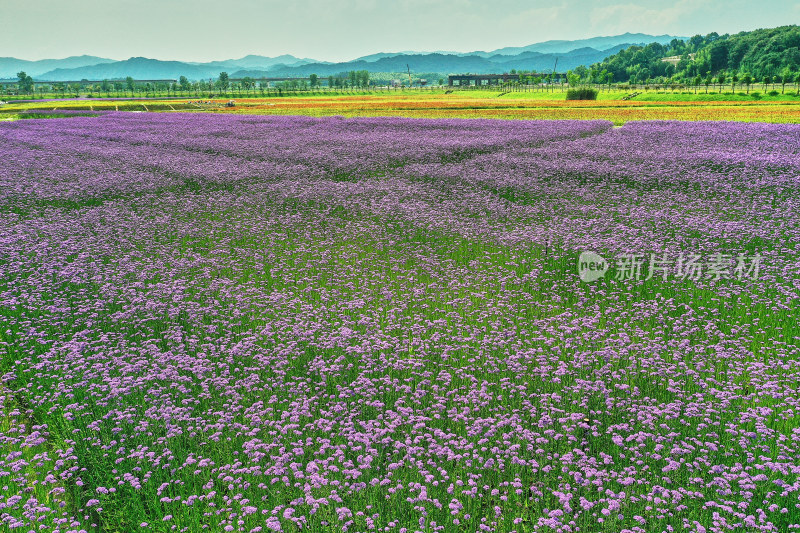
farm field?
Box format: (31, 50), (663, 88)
(204, 96), (800, 124)
(3, 91), (800, 124)
(1, 112), (799, 532)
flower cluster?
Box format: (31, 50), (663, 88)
(0, 113), (799, 532)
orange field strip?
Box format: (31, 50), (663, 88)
(175, 96), (800, 124)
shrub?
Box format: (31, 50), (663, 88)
(768, 90), (779, 96)
(750, 92), (762, 99)
(566, 87), (598, 100)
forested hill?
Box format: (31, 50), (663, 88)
(592, 25), (800, 84)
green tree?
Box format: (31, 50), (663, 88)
(309, 74), (319, 88)
(787, 71), (799, 96)
(741, 72), (752, 93)
(566, 70), (580, 87)
(780, 67), (793, 94)
(126, 76), (135, 94)
(179, 76), (191, 91)
(590, 27), (800, 84)
(17, 71), (34, 94)
(218, 72), (229, 91)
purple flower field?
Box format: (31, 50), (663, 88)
(1, 113), (799, 533)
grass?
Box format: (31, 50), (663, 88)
(0, 388), (79, 527)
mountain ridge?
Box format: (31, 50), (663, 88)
(238, 44), (637, 79)
(3, 33), (683, 81)
(0, 55), (116, 78)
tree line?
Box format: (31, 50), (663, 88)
(589, 25), (800, 87)
(6, 70), (373, 96)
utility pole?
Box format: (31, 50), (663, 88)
(552, 57), (559, 91)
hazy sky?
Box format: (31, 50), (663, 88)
(3, 0), (798, 62)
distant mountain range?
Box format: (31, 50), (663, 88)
(35, 56), (323, 82)
(0, 55), (320, 81)
(484, 33), (683, 56)
(1, 33), (683, 81)
(185, 54), (322, 70)
(351, 33), (683, 61)
(0, 55), (116, 78)
(237, 44), (638, 78)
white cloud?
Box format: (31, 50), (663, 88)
(589, 0), (710, 35)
